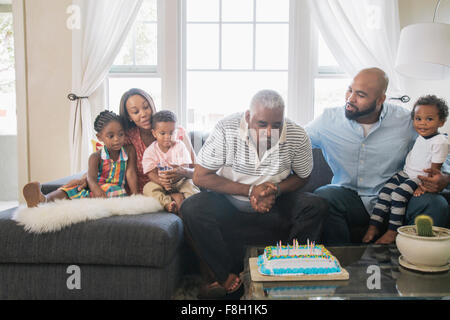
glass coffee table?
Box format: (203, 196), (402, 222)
(241, 244), (450, 300)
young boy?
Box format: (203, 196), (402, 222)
(363, 95), (449, 244)
(142, 110), (199, 213)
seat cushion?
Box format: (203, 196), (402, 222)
(0, 207), (183, 268)
(298, 148), (333, 193)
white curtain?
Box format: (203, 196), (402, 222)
(288, 0), (317, 126)
(308, 0), (402, 96)
(70, 0), (143, 174)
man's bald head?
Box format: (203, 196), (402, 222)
(355, 68), (389, 95)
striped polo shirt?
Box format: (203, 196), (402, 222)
(197, 112), (313, 203)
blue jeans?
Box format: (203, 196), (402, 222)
(314, 185), (449, 245)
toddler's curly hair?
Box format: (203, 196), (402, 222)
(411, 95), (449, 121)
(151, 110), (177, 128)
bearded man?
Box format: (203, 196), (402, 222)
(305, 68), (449, 245)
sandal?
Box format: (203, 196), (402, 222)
(197, 281), (227, 299)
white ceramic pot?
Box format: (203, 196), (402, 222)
(396, 226), (450, 267)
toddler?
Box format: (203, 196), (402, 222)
(23, 110), (138, 207)
(363, 95), (449, 244)
(142, 110), (199, 213)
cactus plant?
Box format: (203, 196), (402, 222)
(414, 215), (434, 237)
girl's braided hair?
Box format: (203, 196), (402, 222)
(94, 110), (122, 133)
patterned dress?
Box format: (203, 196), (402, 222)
(60, 147), (128, 199)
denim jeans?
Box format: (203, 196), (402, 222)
(314, 184), (450, 245)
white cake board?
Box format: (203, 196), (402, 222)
(249, 257), (349, 282)
(398, 255), (450, 273)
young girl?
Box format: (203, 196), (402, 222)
(141, 110), (199, 213)
(363, 95), (449, 244)
(23, 110), (138, 207)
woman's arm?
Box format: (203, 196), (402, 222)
(87, 153), (106, 198)
(125, 145), (139, 195)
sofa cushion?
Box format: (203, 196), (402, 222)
(298, 148), (333, 193)
(0, 207), (183, 268)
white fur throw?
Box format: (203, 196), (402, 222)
(13, 195), (163, 234)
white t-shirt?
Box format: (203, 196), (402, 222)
(360, 122), (376, 137)
(404, 133), (449, 179)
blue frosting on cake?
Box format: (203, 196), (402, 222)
(257, 245), (342, 276)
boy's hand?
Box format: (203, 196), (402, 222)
(413, 185), (426, 197)
(158, 170), (174, 190)
(160, 164), (183, 184)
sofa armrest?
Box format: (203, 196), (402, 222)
(41, 173), (84, 195)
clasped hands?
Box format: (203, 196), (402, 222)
(249, 182), (278, 213)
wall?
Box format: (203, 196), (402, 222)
(398, 0), (450, 134)
(14, 0), (72, 202)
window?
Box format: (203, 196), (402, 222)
(183, 0), (289, 132)
(313, 30), (350, 119)
(0, 8), (16, 135)
(107, 0), (161, 112)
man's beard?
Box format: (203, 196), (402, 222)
(345, 100), (377, 120)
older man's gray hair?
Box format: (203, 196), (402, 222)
(250, 89), (285, 113)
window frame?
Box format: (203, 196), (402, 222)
(180, 0), (290, 129)
(106, 0), (164, 108)
(106, 0), (353, 128)
(0, 5), (17, 135)
(311, 25), (350, 119)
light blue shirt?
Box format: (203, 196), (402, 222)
(442, 157), (450, 190)
(305, 103), (417, 214)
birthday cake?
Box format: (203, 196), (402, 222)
(257, 240), (342, 276)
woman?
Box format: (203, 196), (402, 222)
(65, 88), (195, 194)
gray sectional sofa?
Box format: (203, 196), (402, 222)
(0, 131), (447, 299)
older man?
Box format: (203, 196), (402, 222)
(305, 68), (449, 245)
(180, 89), (327, 297)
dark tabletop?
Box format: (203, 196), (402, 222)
(241, 244), (450, 300)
